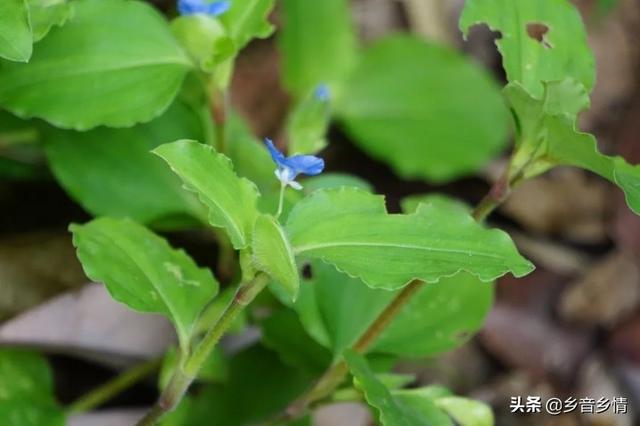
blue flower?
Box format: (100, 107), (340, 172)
(178, 0), (230, 16)
(264, 138), (324, 190)
(314, 84), (330, 102)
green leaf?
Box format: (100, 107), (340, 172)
(171, 15), (234, 72)
(303, 173), (373, 193)
(0, 0), (192, 130)
(219, 0), (275, 50)
(372, 273), (493, 356)
(70, 217), (219, 350)
(0, 349), (65, 426)
(252, 214), (299, 299)
(279, 0), (356, 96)
(433, 396), (494, 426)
(506, 81), (640, 215)
(43, 101), (206, 226)
(295, 261), (493, 357)
(260, 308), (332, 374)
(286, 187), (533, 290)
(162, 344), (313, 426)
(460, 0), (594, 99)
(154, 140), (261, 249)
(28, 0), (72, 42)
(336, 35), (509, 182)
(0, 0), (32, 62)
(345, 351), (454, 426)
(286, 90), (331, 155)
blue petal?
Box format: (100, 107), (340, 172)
(314, 84), (330, 102)
(284, 155), (325, 176)
(207, 0), (230, 16)
(178, 0), (230, 16)
(264, 138), (287, 166)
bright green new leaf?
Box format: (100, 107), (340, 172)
(70, 217), (219, 350)
(433, 396), (494, 426)
(219, 0), (275, 50)
(0, 349), (65, 426)
(28, 0), (73, 42)
(345, 351), (454, 426)
(0, 0), (32, 62)
(460, 0), (595, 99)
(286, 188), (533, 290)
(286, 90), (331, 155)
(43, 101), (206, 226)
(336, 35), (509, 182)
(0, 0), (192, 130)
(295, 262), (493, 357)
(253, 214), (299, 299)
(279, 0), (356, 96)
(506, 81), (640, 215)
(171, 15), (234, 72)
(154, 140), (261, 249)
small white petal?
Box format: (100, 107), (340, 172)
(288, 181), (303, 190)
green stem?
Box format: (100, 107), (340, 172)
(210, 90), (228, 154)
(136, 273), (270, 425)
(281, 170), (518, 420)
(67, 358), (161, 414)
(276, 182), (286, 219)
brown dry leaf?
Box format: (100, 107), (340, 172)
(0, 283), (175, 367)
(0, 231), (85, 320)
(560, 251), (640, 327)
(501, 168), (609, 243)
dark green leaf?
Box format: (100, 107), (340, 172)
(279, 0), (356, 96)
(43, 101), (206, 225)
(336, 35), (509, 182)
(0, 349), (65, 426)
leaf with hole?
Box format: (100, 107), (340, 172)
(70, 217), (219, 350)
(460, 0), (594, 99)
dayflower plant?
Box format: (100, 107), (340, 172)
(177, 0), (230, 16)
(0, 0), (638, 425)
